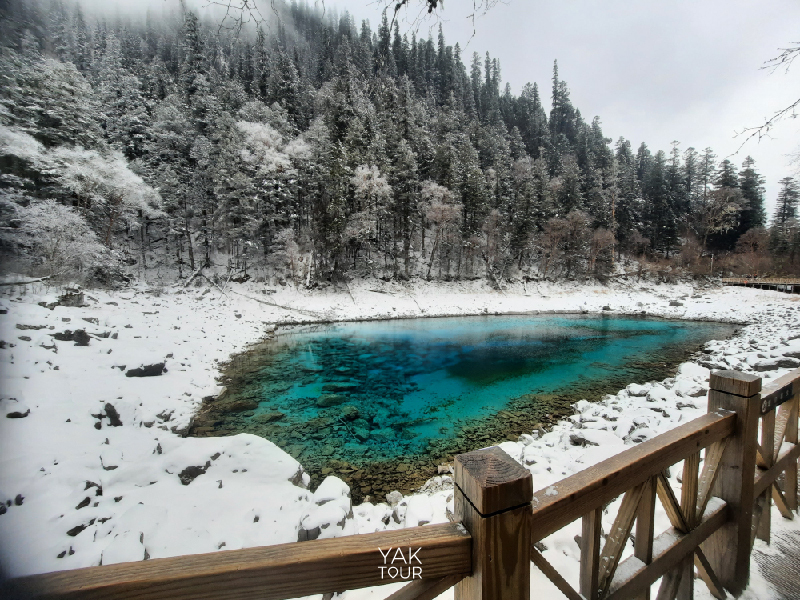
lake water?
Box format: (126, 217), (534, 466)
(194, 314), (736, 498)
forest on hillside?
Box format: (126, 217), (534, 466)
(0, 0), (798, 287)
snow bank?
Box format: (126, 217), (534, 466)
(0, 277), (797, 599)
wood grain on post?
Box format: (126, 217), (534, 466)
(633, 476), (657, 600)
(701, 370), (761, 597)
(677, 453), (699, 600)
(787, 392), (799, 512)
(708, 370), (761, 397)
(454, 446), (532, 600)
(579, 507), (602, 600)
(757, 408), (775, 543)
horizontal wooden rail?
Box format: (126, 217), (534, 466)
(605, 499), (727, 600)
(755, 442), (800, 497)
(529, 411), (736, 542)
(721, 277), (800, 284)
(10, 523), (471, 600)
(760, 368), (800, 415)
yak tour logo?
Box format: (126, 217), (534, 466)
(378, 547), (423, 580)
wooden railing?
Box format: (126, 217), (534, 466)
(721, 277), (800, 292)
(8, 368), (800, 600)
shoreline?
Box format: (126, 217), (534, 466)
(193, 313), (739, 502)
(265, 307), (752, 330)
(0, 277), (798, 582)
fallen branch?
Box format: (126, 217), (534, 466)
(182, 266), (205, 288)
(222, 287), (325, 319)
(0, 276), (50, 287)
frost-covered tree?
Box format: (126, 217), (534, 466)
(0, 48), (103, 149)
(17, 200), (110, 278)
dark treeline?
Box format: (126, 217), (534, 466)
(0, 0), (797, 285)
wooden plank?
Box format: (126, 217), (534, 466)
(772, 401), (792, 464)
(772, 485), (794, 520)
(786, 393), (799, 512)
(656, 473), (689, 534)
(605, 501), (727, 600)
(530, 549), (583, 600)
(655, 569), (681, 600)
(757, 409), (775, 543)
(385, 574), (465, 600)
(681, 453), (700, 529)
(759, 368), (800, 415)
(12, 524), (471, 600)
(694, 548), (725, 600)
(580, 507), (603, 600)
(751, 494), (767, 549)
(754, 441), (800, 497)
(675, 555), (693, 600)
(701, 381), (761, 597)
(677, 454), (699, 600)
(530, 412), (735, 542)
(454, 493), (529, 600)
(696, 439), (727, 521)
(709, 370), (761, 398)
(599, 483), (646, 596)
(634, 477), (657, 600)
(454, 446), (532, 515)
(454, 446), (531, 600)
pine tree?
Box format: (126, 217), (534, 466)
(715, 159), (738, 189)
(738, 157), (766, 232)
(774, 177), (799, 225)
(71, 4), (90, 72)
(771, 177), (800, 267)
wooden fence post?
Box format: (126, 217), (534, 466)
(454, 446), (533, 600)
(701, 370), (761, 596)
(787, 389), (800, 512)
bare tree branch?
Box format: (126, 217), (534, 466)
(193, 1), (502, 40)
(763, 42), (800, 75)
(733, 41), (800, 156)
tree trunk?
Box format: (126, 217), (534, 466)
(427, 229), (439, 278)
(140, 211), (147, 278)
(184, 221), (195, 272)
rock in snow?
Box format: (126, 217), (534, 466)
(125, 362), (166, 377)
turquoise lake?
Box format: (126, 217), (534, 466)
(199, 314), (736, 496)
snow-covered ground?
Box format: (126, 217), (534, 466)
(1, 277), (798, 598)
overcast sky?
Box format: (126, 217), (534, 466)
(307, 0), (799, 220)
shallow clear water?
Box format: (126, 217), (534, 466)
(217, 315), (735, 473)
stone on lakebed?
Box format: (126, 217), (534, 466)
(254, 411), (285, 423)
(321, 382), (360, 393)
(317, 394), (346, 408)
(224, 399), (260, 413)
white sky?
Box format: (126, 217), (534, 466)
(319, 0), (800, 220)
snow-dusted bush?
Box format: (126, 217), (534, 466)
(0, 125), (162, 281)
(351, 165), (392, 207)
(237, 121), (292, 173)
(0, 125), (163, 249)
(52, 146), (163, 246)
(8, 199), (110, 279)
